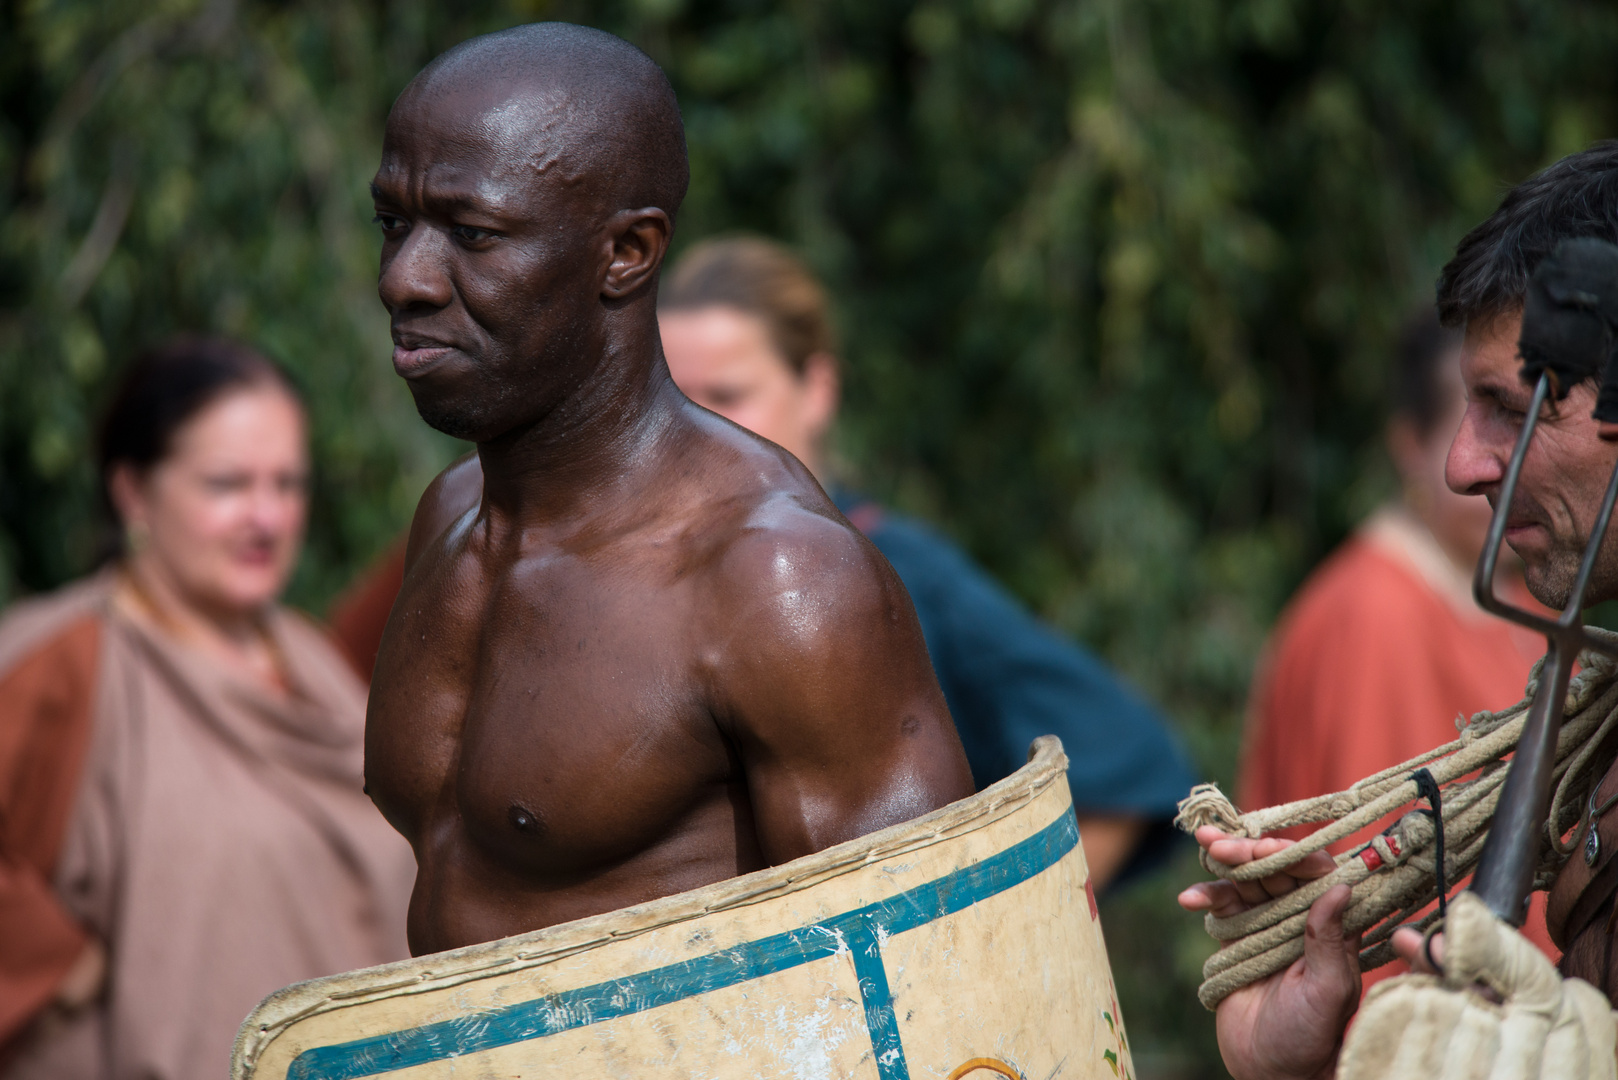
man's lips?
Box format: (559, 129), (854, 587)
(391, 339), (458, 377)
(1504, 519), (1546, 543)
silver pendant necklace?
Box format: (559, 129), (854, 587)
(1584, 785), (1618, 867)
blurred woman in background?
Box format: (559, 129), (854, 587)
(0, 339), (414, 1080)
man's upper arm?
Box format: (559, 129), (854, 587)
(708, 513), (974, 865)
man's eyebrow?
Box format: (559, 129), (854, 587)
(1472, 378), (1552, 415)
(367, 176), (509, 219)
(424, 191), (504, 217)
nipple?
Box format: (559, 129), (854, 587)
(508, 804), (545, 835)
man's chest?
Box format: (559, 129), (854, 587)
(365, 550), (732, 868)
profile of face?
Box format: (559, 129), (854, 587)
(371, 66), (672, 444)
(372, 81), (607, 442)
(660, 305), (838, 473)
(1446, 310), (1618, 608)
(110, 386), (309, 618)
(1388, 345), (1497, 570)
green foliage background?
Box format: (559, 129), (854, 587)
(4, 0), (1617, 1073)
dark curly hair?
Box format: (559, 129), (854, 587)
(1436, 140), (1618, 329)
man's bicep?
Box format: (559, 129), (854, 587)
(718, 544), (973, 864)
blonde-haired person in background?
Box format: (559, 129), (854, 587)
(0, 339), (414, 1080)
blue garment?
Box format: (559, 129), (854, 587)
(833, 490), (1195, 880)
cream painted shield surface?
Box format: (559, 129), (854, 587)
(233, 737), (1133, 1080)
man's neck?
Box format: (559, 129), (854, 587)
(475, 351), (686, 527)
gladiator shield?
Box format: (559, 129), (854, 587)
(232, 736), (1134, 1080)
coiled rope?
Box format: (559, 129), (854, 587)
(1175, 630), (1618, 1010)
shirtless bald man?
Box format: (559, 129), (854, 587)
(362, 23), (974, 957)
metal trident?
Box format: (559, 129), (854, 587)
(1469, 237), (1618, 925)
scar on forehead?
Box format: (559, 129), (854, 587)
(479, 103), (591, 188)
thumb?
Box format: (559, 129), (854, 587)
(1303, 884), (1352, 963)
(1301, 883), (1361, 1013)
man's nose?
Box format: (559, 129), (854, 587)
(378, 228), (454, 312)
(1445, 407), (1505, 496)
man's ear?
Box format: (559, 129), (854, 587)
(602, 208), (672, 301)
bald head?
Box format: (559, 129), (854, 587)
(396, 22), (688, 220)
(373, 24), (689, 444)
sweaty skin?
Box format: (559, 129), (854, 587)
(362, 25), (973, 957)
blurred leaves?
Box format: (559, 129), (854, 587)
(4, 0), (1618, 1071)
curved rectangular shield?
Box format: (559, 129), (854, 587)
(232, 736), (1132, 1080)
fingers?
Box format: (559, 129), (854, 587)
(1243, 837), (1335, 880)
(1196, 828), (1335, 878)
(1276, 845), (1336, 880)
(1303, 883), (1351, 956)
(1178, 882), (1215, 912)
(1391, 927), (1444, 974)
(1196, 826), (1257, 865)
(1196, 825), (1277, 863)
(1234, 875), (1290, 907)
(1191, 827), (1340, 913)
(1179, 880), (1251, 919)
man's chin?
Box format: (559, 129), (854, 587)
(408, 388), (494, 442)
(1520, 558), (1615, 612)
(1521, 567), (1575, 611)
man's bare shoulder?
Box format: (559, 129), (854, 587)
(717, 486), (892, 608)
(675, 410), (889, 608)
(403, 452), (484, 571)
(673, 411), (972, 845)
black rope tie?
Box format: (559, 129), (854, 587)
(1412, 768), (1447, 921)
